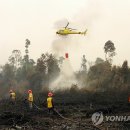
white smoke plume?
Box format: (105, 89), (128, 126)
(49, 0), (103, 90)
(49, 59), (77, 91)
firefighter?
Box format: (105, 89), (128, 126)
(47, 92), (54, 114)
(9, 90), (16, 104)
(28, 89), (33, 109)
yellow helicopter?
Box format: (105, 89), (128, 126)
(56, 22), (87, 36)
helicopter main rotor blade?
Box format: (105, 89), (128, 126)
(68, 28), (77, 30)
(65, 22), (69, 28)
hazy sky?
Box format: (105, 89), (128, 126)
(0, 0), (130, 70)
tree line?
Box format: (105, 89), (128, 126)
(0, 39), (129, 96)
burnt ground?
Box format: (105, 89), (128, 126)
(0, 92), (130, 130)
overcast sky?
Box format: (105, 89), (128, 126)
(0, 0), (130, 70)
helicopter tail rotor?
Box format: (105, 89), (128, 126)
(83, 29), (87, 35)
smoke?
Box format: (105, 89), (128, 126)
(49, 20), (78, 90)
(51, 37), (71, 57)
(73, 0), (102, 26)
(49, 59), (77, 91)
(50, 33), (78, 90)
(54, 18), (69, 29)
(49, 0), (104, 91)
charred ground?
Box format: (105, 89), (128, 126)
(0, 90), (130, 130)
(0, 41), (130, 129)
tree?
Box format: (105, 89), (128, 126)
(121, 60), (129, 84)
(87, 61), (112, 91)
(25, 39), (30, 63)
(81, 55), (87, 72)
(47, 54), (60, 80)
(8, 50), (22, 69)
(95, 57), (104, 65)
(104, 40), (116, 62)
(36, 54), (46, 74)
(36, 53), (60, 91)
(1, 64), (15, 88)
